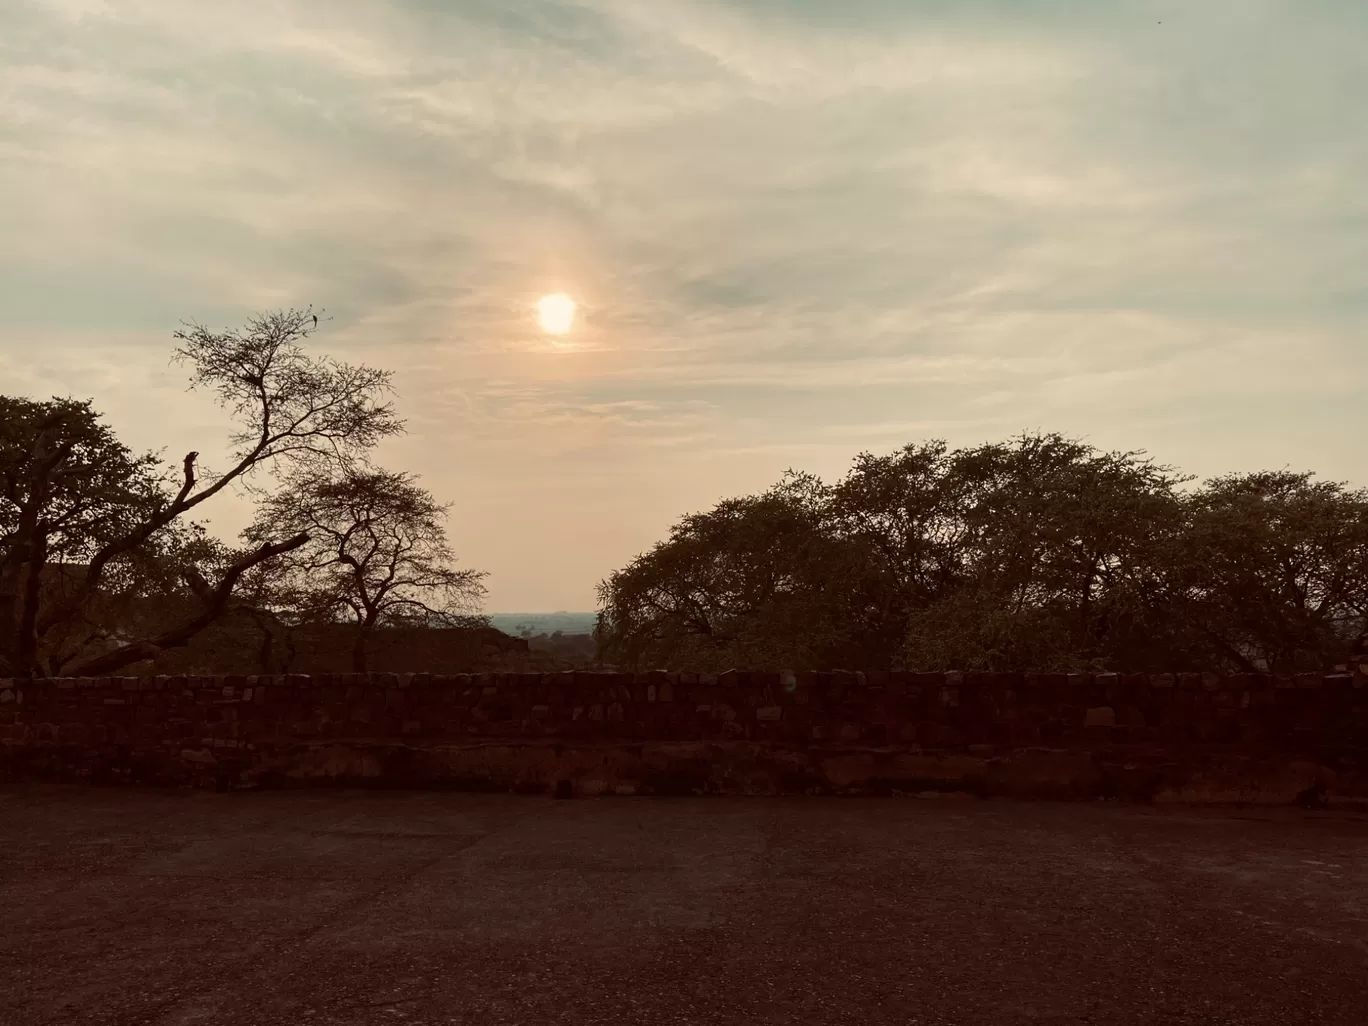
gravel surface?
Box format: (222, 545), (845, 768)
(3, 786), (1367, 1025)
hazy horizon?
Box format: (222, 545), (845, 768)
(4, 1), (1365, 610)
(488, 611), (596, 616)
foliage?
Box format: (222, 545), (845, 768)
(242, 467), (488, 671)
(1158, 471), (1368, 673)
(892, 433), (1191, 671)
(595, 471), (863, 671)
(595, 431), (1368, 673)
(0, 308), (403, 677)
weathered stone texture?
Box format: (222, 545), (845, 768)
(2, 670), (1366, 802)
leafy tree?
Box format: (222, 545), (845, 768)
(0, 395), (246, 675)
(1161, 470), (1368, 673)
(596, 432), (1201, 672)
(824, 439), (980, 666)
(595, 471), (864, 670)
(899, 433), (1189, 671)
(242, 467), (488, 671)
(0, 308), (402, 677)
(2, 396), (164, 674)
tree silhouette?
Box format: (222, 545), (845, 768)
(243, 467), (487, 671)
(0, 308), (402, 677)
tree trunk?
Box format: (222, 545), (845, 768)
(256, 623), (276, 673)
(14, 535), (47, 676)
(247, 610), (292, 674)
(0, 429), (73, 677)
(282, 625), (297, 673)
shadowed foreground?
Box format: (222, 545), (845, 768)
(3, 788), (1367, 1025)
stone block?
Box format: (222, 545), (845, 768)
(1083, 706), (1116, 728)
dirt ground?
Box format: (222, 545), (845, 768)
(3, 786), (1367, 1025)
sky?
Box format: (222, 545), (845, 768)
(2, 0), (1366, 612)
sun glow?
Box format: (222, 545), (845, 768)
(536, 293), (576, 335)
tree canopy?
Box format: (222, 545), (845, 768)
(596, 432), (1368, 674)
(0, 308), (412, 677)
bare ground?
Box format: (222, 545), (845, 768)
(3, 786), (1368, 1025)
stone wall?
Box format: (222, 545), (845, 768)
(4, 669), (1368, 805)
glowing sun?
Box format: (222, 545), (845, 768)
(536, 293), (576, 335)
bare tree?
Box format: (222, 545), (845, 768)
(0, 308), (404, 677)
(243, 467), (487, 671)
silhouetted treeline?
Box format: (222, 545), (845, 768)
(594, 433), (1368, 674)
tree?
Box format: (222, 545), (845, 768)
(0, 395), (252, 676)
(598, 429), (1368, 674)
(824, 439), (979, 666)
(242, 467), (488, 671)
(0, 308), (403, 677)
(595, 471), (864, 671)
(897, 433), (1189, 671)
(2, 396), (164, 675)
(595, 432), (1195, 672)
(1159, 470), (1368, 673)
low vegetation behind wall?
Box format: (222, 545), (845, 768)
(4, 669), (1368, 805)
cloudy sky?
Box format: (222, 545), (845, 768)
(3, 0), (1366, 612)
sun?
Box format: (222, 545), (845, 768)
(536, 293), (576, 335)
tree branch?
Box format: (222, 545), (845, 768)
(64, 532), (309, 676)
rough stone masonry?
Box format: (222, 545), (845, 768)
(3, 668), (1368, 803)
